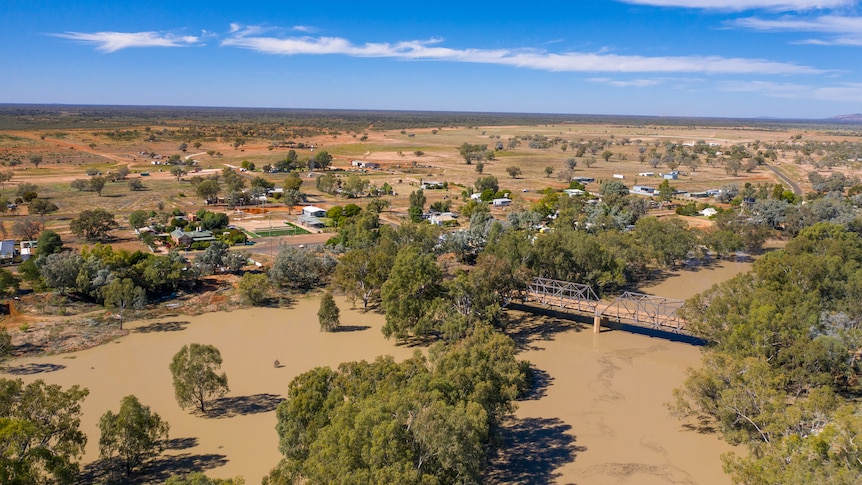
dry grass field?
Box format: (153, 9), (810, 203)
(3, 114), (859, 253)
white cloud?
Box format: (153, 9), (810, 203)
(719, 80), (862, 101)
(53, 31), (200, 52)
(221, 31), (822, 75)
(588, 77), (664, 87)
(733, 14), (862, 31)
(619, 0), (853, 10)
(732, 14), (862, 44)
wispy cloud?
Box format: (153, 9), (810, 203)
(732, 14), (862, 44)
(719, 80), (862, 101)
(221, 30), (822, 75)
(588, 77), (664, 87)
(52, 31), (200, 53)
(619, 0), (853, 11)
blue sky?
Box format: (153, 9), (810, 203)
(2, 0), (862, 119)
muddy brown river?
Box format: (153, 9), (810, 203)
(5, 259), (752, 483)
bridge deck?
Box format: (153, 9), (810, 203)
(524, 278), (689, 334)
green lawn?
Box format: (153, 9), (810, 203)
(251, 223), (311, 238)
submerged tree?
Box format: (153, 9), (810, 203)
(169, 344), (229, 413)
(98, 395), (170, 477)
(317, 291), (340, 332)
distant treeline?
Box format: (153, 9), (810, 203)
(1, 104), (861, 132)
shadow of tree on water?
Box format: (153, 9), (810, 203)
(81, 450), (228, 485)
(521, 366), (553, 401)
(3, 362), (66, 375)
(165, 437), (198, 451)
(505, 304), (587, 351)
(204, 393), (283, 418)
(485, 417), (583, 485)
(134, 320), (190, 333)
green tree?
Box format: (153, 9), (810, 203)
(408, 189), (426, 223)
(128, 178), (144, 191)
(237, 273), (270, 305)
(70, 208), (118, 242)
(544, 166), (554, 177)
(601, 150), (613, 162)
(316, 173), (338, 195)
(29, 154), (42, 169)
(169, 344), (229, 413)
(102, 278), (146, 329)
(657, 179), (674, 202)
(380, 245), (441, 339)
(195, 179), (220, 202)
(98, 395), (169, 477)
(89, 176), (107, 196)
(170, 166), (187, 181)
(506, 166), (522, 179)
(0, 268), (16, 298)
(310, 151), (332, 170)
(70, 179), (87, 192)
(165, 472), (245, 485)
(37, 252), (83, 294)
(128, 210), (148, 229)
(28, 198), (58, 219)
(332, 245), (393, 308)
(474, 175), (499, 194)
(282, 189), (303, 214)
(0, 378), (89, 485)
(269, 247), (335, 291)
(283, 172), (303, 191)
(317, 291), (340, 332)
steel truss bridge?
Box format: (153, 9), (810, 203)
(525, 277), (688, 334)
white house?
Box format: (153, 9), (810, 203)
(470, 193), (483, 201)
(302, 206), (327, 218)
(492, 198), (511, 207)
(564, 188), (585, 197)
(699, 207), (718, 217)
(430, 212), (458, 226)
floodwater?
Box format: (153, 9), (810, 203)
(488, 258), (754, 485)
(4, 259), (752, 483)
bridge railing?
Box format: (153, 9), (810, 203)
(525, 277), (600, 313)
(524, 277), (689, 334)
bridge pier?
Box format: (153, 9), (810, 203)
(593, 315), (607, 333)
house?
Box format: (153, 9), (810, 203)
(298, 215), (326, 228)
(563, 188), (586, 197)
(351, 161), (380, 169)
(632, 185), (657, 195)
(0, 240), (15, 262)
(20, 241), (37, 260)
(430, 212), (458, 226)
(492, 198), (511, 207)
(470, 193), (483, 201)
(302, 206), (327, 218)
(421, 181), (444, 190)
(662, 171), (679, 180)
(638, 172), (655, 177)
(699, 207), (719, 217)
(170, 228), (215, 247)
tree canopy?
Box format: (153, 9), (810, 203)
(170, 344), (229, 413)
